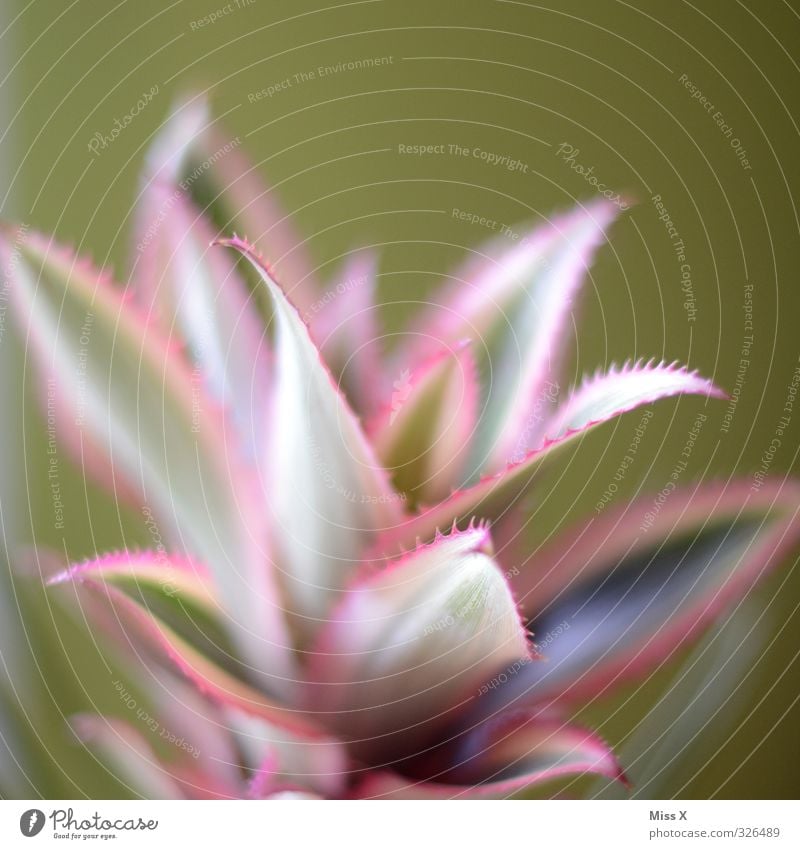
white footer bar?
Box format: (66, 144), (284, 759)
(1, 799), (797, 848)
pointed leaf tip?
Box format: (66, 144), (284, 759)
(540, 358), (725, 443)
(219, 234), (403, 637)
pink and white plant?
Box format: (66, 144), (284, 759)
(2, 96), (797, 799)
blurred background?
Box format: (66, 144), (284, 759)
(1, 0), (798, 798)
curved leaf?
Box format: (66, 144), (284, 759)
(474, 480), (800, 715)
(142, 93), (209, 183)
(375, 367), (720, 555)
(355, 715), (624, 798)
(48, 551), (238, 670)
(52, 573), (326, 741)
(230, 709), (348, 799)
(1, 226), (293, 690)
(71, 715), (186, 799)
(540, 359), (725, 444)
(217, 237), (402, 635)
(394, 198), (622, 479)
(370, 341), (479, 506)
(49, 551), (216, 608)
(310, 250), (384, 419)
(140, 91), (320, 317)
(147, 672), (244, 798)
(132, 179), (269, 451)
(305, 525), (531, 762)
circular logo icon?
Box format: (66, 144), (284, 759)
(19, 809), (46, 837)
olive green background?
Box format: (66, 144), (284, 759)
(2, 0), (799, 798)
